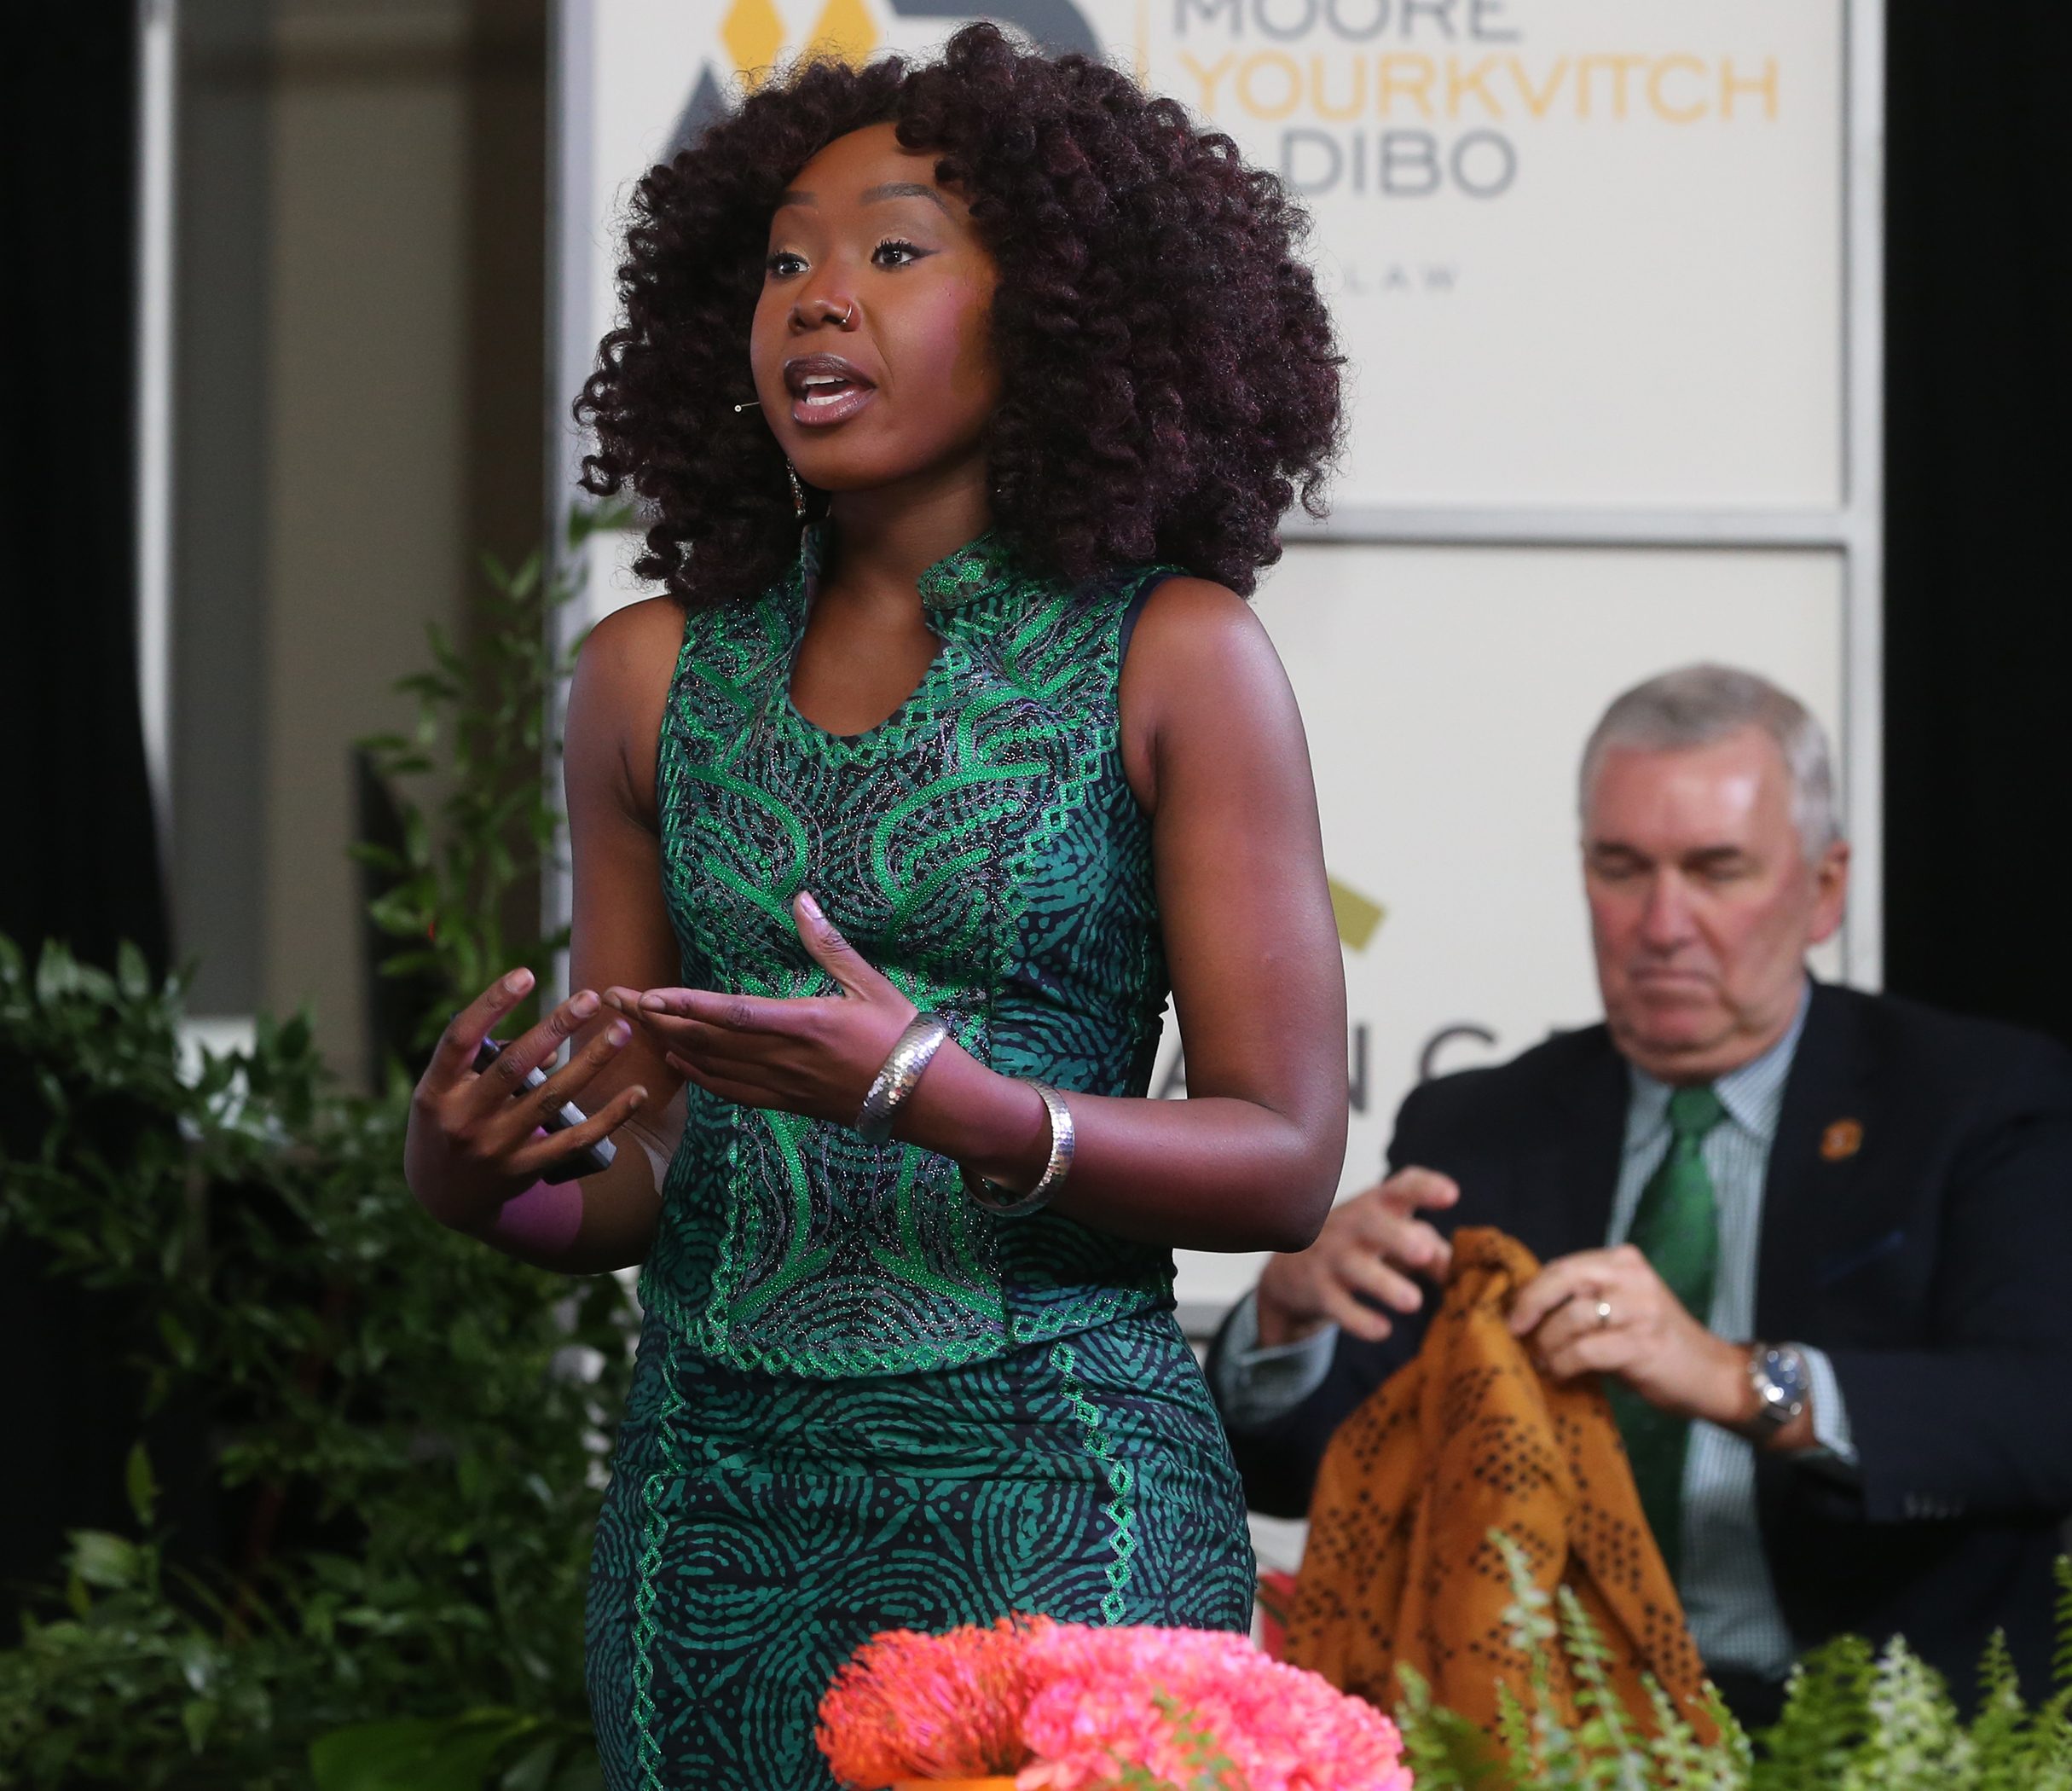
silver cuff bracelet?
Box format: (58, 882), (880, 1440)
(854, 1012), (952, 1145)
(964, 1080), (1075, 1219)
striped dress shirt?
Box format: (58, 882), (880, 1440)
(1217, 983), (1855, 1681)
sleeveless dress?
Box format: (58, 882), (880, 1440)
(584, 531), (1255, 1791)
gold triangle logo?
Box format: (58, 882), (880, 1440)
(804, 0), (878, 65)
(721, 0), (788, 84)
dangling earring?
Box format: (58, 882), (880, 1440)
(786, 460), (813, 565)
(730, 396), (811, 543)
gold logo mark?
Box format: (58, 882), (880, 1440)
(1328, 877), (1386, 953)
(804, 0), (877, 65)
(722, 0), (880, 83)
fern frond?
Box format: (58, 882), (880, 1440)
(1393, 1665), (1516, 1791)
(1965, 1629), (2033, 1791)
(1530, 1696), (1588, 1791)
(2028, 1682), (2072, 1791)
(1837, 1637), (1967, 1791)
(2052, 1557), (2072, 1694)
(1975, 1627), (2020, 1711)
(1695, 1684), (1751, 1791)
(1489, 1529), (1577, 1782)
(1554, 1585), (1641, 1789)
(1758, 1637), (1872, 1791)
(1493, 1531), (1557, 1654)
(1496, 1679), (1536, 1777)
(1643, 1678), (1712, 1791)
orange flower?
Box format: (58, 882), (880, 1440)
(817, 1616), (1050, 1787)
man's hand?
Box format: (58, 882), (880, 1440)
(1508, 1244), (1753, 1427)
(1254, 1168), (1460, 1348)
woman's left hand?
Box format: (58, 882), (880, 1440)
(607, 891), (917, 1123)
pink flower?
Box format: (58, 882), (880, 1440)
(1014, 1626), (1410, 1791)
(816, 1619), (1411, 1791)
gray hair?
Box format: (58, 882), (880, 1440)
(1580, 664), (1841, 861)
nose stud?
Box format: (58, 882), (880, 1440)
(792, 298), (855, 328)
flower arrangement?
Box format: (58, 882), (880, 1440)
(816, 1616), (1413, 1791)
(816, 1618), (1041, 1788)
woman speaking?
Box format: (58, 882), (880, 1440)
(404, 25), (1347, 1788)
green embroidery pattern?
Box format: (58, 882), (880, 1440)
(1050, 1339), (1140, 1624)
(628, 1332), (686, 1791)
(641, 531), (1178, 1377)
(587, 1306), (1255, 1791)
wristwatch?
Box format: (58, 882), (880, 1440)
(1743, 1342), (1810, 1439)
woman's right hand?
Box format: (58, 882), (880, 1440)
(404, 967), (649, 1236)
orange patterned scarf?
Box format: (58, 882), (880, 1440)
(1283, 1227), (1718, 1741)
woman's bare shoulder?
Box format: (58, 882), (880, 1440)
(577, 594), (688, 683)
(567, 597), (689, 818)
(1118, 575), (1297, 809)
(1121, 575), (1288, 723)
(1133, 571), (1257, 626)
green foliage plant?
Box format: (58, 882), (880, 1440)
(0, 513), (634, 1790)
(355, 501), (628, 1051)
(1392, 1535), (2072, 1791)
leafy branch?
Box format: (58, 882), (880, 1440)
(0, 511), (636, 1791)
(352, 502), (628, 1052)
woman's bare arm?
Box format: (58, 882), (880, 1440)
(542, 596), (690, 1271)
(903, 577), (1347, 1251)
(403, 596), (688, 1275)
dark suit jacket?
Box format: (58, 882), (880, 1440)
(1211, 983), (2072, 1702)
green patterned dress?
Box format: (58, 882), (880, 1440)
(584, 531), (1255, 1791)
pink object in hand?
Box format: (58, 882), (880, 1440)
(489, 1136), (585, 1254)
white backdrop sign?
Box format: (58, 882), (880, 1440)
(575, 0), (1843, 510)
(1140, 0), (1845, 507)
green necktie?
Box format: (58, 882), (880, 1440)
(1608, 1083), (1726, 1583)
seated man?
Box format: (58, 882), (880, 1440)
(1211, 664), (2072, 1726)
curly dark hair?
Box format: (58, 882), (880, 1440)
(576, 23), (1342, 605)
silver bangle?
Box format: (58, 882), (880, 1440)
(964, 1080), (1074, 1218)
(855, 1013), (952, 1145)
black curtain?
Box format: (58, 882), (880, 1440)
(0, 13), (167, 970)
(1884, 6), (2072, 1046)
(1, 10), (181, 1643)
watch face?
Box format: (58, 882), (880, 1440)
(1759, 1345), (1810, 1405)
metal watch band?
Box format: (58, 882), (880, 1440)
(854, 1012), (952, 1145)
(963, 1080), (1075, 1219)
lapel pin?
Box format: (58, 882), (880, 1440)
(1820, 1119), (1864, 1162)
